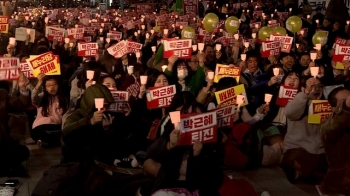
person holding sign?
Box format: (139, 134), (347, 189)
(320, 87), (350, 195)
(145, 100), (223, 195)
(281, 76), (327, 184)
(31, 75), (68, 147)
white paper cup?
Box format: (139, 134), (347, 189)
(86, 70), (94, 80)
(207, 71), (214, 80)
(296, 44), (299, 48)
(310, 67), (319, 77)
(151, 46), (156, 52)
(310, 52), (317, 61)
(127, 66), (134, 74)
(215, 44), (221, 51)
(244, 42), (250, 48)
(9, 37), (16, 45)
(136, 52), (141, 58)
(141, 25), (145, 29)
(316, 19), (319, 24)
(192, 45), (197, 51)
(150, 29), (154, 34)
(252, 33), (257, 39)
(198, 43), (204, 51)
(264, 94), (273, 103)
(140, 75), (148, 85)
(94, 98), (104, 111)
(273, 68), (279, 76)
(315, 44), (321, 51)
(162, 65), (167, 72)
(163, 29), (168, 35)
(234, 34), (239, 40)
(146, 33), (150, 39)
(169, 111), (181, 123)
(241, 54), (247, 61)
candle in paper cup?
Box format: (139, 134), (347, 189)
(75, 24), (78, 28)
(136, 52), (141, 58)
(106, 38), (110, 43)
(140, 76), (148, 85)
(255, 24), (259, 29)
(275, 9), (277, 12)
(296, 43), (300, 48)
(86, 70), (94, 80)
(192, 45), (197, 51)
(310, 67), (319, 78)
(244, 42), (250, 48)
(151, 46), (156, 52)
(94, 98), (104, 111)
(113, 28), (116, 31)
(236, 95), (245, 106)
(162, 65), (167, 72)
(25, 16), (29, 20)
(207, 71), (214, 80)
(26, 29), (31, 35)
(180, 25), (183, 29)
(64, 38), (70, 44)
(9, 37), (16, 45)
(220, 28), (223, 32)
(215, 44), (221, 51)
(163, 29), (168, 34)
(198, 43), (204, 51)
(226, 14), (228, 18)
(99, 37), (104, 42)
(69, 43), (74, 47)
(252, 33), (257, 39)
(300, 29), (305, 35)
(315, 44), (321, 51)
(175, 37), (179, 39)
(289, 8), (292, 12)
(268, 21), (272, 24)
(141, 18), (144, 22)
(150, 29), (154, 34)
(316, 19), (319, 24)
(169, 111), (181, 130)
(234, 34), (239, 40)
(137, 30), (141, 34)
(241, 54), (247, 61)
(134, 32), (138, 36)
(141, 25), (145, 29)
(127, 66), (134, 75)
(271, 14), (274, 18)
(347, 21), (350, 25)
(264, 94), (273, 103)
(310, 52), (317, 61)
(273, 68), (279, 76)
(146, 33), (150, 39)
(307, 15), (310, 19)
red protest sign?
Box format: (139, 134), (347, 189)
(47, 27), (65, 42)
(261, 41), (281, 57)
(276, 85), (298, 107)
(67, 28), (84, 40)
(270, 35), (293, 53)
(77, 42), (98, 57)
(177, 112), (217, 146)
(127, 41), (143, 53)
(146, 85), (176, 109)
(0, 57), (20, 80)
(163, 39), (193, 59)
(333, 43), (350, 62)
(135, 3), (154, 14)
(333, 37), (348, 49)
(107, 41), (129, 58)
(20, 62), (34, 79)
(107, 31), (122, 41)
(183, 0), (198, 15)
(109, 89), (129, 113)
(214, 105), (235, 129)
(0, 16), (9, 33)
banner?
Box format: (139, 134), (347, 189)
(261, 41), (281, 57)
(107, 41), (129, 58)
(109, 89), (129, 113)
(0, 16), (9, 33)
(183, 0), (198, 15)
(270, 35), (293, 53)
(276, 85), (298, 107)
(214, 64), (241, 83)
(15, 28), (35, 43)
(214, 84), (248, 108)
(77, 42), (98, 57)
(0, 57), (20, 80)
(146, 85), (176, 109)
(26, 52), (61, 77)
(178, 111), (217, 146)
(163, 39), (192, 59)
(308, 100), (332, 124)
(333, 43), (350, 62)
(214, 105), (236, 128)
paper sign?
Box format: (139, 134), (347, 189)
(262, 41), (281, 57)
(107, 40), (129, 58)
(26, 52), (61, 77)
(308, 100), (332, 124)
(276, 85), (298, 107)
(333, 43), (350, 62)
(20, 62), (34, 79)
(163, 39), (193, 59)
(147, 85), (176, 109)
(108, 89), (129, 113)
(15, 28), (35, 43)
(177, 111), (217, 146)
(214, 84), (248, 108)
(127, 41), (143, 53)
(332, 37), (348, 49)
(270, 35), (293, 53)
(47, 27), (66, 42)
(214, 105), (236, 128)
(67, 27), (84, 40)
(183, 0), (198, 15)
(107, 32), (122, 41)
(214, 64), (241, 83)
(0, 57), (20, 80)
(0, 16), (9, 33)
(135, 3), (154, 13)
(77, 42), (98, 57)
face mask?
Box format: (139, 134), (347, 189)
(177, 69), (188, 80)
(277, 74), (284, 83)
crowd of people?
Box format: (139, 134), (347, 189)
(0, 0), (349, 195)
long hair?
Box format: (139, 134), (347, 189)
(146, 69), (170, 89)
(39, 76), (68, 117)
(77, 61), (101, 89)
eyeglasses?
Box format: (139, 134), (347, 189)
(45, 83), (58, 88)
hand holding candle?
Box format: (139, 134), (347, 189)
(273, 68), (279, 76)
(169, 111), (181, 130)
(310, 67), (319, 78)
(264, 94), (273, 104)
(198, 43), (204, 52)
(207, 71), (214, 80)
(127, 66), (134, 75)
(140, 75), (148, 85)
(86, 70), (94, 80)
(94, 98), (104, 112)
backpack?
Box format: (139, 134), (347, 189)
(31, 162), (81, 196)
